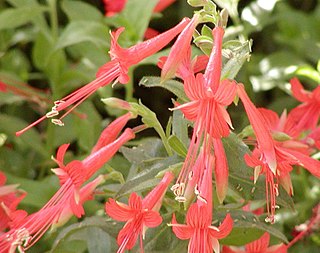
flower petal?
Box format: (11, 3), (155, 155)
(171, 214), (193, 240)
(213, 138), (229, 203)
(290, 78), (310, 102)
(237, 84), (277, 173)
(209, 213), (233, 239)
(105, 198), (135, 222)
(245, 232), (270, 252)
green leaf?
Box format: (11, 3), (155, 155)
(51, 217), (118, 253)
(217, 210), (288, 246)
(0, 114), (48, 157)
(116, 156), (181, 198)
(121, 138), (167, 164)
(74, 101), (102, 152)
(139, 76), (189, 103)
(55, 21), (109, 50)
(221, 39), (252, 80)
(223, 133), (294, 210)
(129, 100), (173, 155)
(6, 174), (59, 208)
(120, 0), (158, 40)
(0, 6), (48, 30)
(168, 135), (188, 157)
(295, 65), (320, 83)
(61, 0), (103, 21)
(172, 110), (189, 147)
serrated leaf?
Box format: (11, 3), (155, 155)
(168, 135), (187, 157)
(0, 6), (48, 30)
(139, 76), (189, 103)
(55, 21), (109, 50)
(61, 0), (103, 21)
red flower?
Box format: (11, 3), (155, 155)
(286, 77), (320, 136)
(171, 26), (237, 203)
(105, 171), (174, 253)
(222, 232), (287, 253)
(171, 204), (233, 253)
(0, 175), (105, 253)
(0, 172), (26, 232)
(16, 18), (190, 136)
(103, 0), (127, 17)
(1, 117), (135, 251)
(239, 106), (320, 223)
(161, 14), (200, 80)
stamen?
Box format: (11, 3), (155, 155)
(51, 119), (64, 126)
(175, 196), (186, 202)
(209, 226), (220, 232)
(196, 195), (207, 203)
(46, 110), (59, 118)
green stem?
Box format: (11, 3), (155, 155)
(125, 68), (134, 102)
(48, 0), (58, 40)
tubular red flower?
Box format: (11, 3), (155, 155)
(105, 171), (174, 253)
(171, 204), (233, 253)
(222, 232), (287, 253)
(171, 25), (236, 204)
(16, 18), (190, 136)
(286, 78), (320, 136)
(161, 14), (200, 81)
(237, 84), (277, 173)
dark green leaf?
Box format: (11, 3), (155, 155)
(51, 217), (118, 253)
(116, 156), (182, 198)
(0, 114), (48, 157)
(216, 210), (288, 245)
(6, 174), (59, 208)
(168, 135), (188, 157)
(139, 76), (189, 102)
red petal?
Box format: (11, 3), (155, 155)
(213, 138), (229, 203)
(204, 27), (224, 93)
(245, 232), (270, 252)
(237, 84), (277, 173)
(91, 112), (133, 153)
(171, 214), (193, 240)
(209, 213), (233, 239)
(161, 15), (199, 81)
(214, 79), (237, 106)
(222, 246), (244, 253)
(290, 78), (310, 102)
(55, 144), (70, 168)
(128, 192), (143, 210)
(105, 198), (135, 222)
(258, 108), (280, 130)
(143, 210), (162, 228)
(285, 149), (320, 177)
